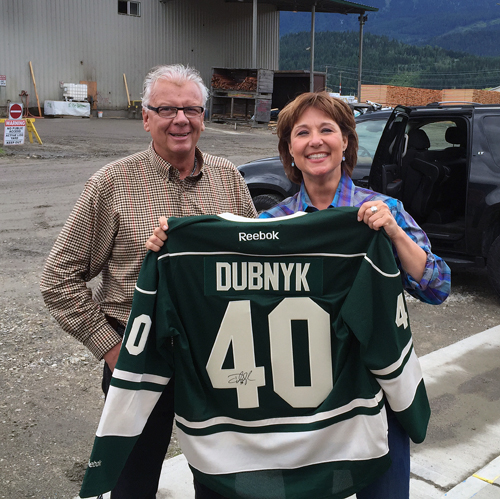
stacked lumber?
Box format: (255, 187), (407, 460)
(362, 85), (442, 106)
(361, 85), (388, 104)
(472, 89), (500, 104)
(361, 84), (500, 106)
(389, 86), (442, 106)
(442, 88), (500, 104)
(212, 74), (257, 91)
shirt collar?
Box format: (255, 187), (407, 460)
(148, 142), (204, 180)
(298, 171), (356, 211)
(332, 172), (355, 207)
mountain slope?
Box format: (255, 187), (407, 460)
(280, 0), (500, 57)
(279, 31), (500, 94)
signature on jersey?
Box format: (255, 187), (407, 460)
(228, 371), (254, 385)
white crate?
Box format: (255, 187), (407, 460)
(62, 83), (88, 102)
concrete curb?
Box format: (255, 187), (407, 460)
(77, 325), (500, 499)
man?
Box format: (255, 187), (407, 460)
(40, 64), (257, 498)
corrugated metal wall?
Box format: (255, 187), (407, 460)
(0, 0), (279, 110)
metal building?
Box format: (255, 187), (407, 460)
(0, 0), (279, 113)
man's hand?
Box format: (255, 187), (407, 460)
(103, 342), (122, 372)
(145, 216), (168, 252)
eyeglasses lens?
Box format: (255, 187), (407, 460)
(157, 107), (203, 118)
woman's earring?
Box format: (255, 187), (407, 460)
(342, 151), (346, 162)
(291, 157), (295, 168)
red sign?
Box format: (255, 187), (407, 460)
(5, 120), (26, 126)
(9, 103), (23, 119)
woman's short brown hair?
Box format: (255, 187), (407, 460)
(277, 92), (358, 184)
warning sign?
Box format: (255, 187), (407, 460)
(3, 119), (26, 145)
(0, 75), (6, 87)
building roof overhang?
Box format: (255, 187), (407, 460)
(224, 0), (378, 15)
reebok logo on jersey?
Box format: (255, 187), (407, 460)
(216, 261), (310, 292)
(239, 231), (279, 241)
(88, 460), (102, 468)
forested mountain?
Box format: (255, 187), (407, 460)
(280, 0), (500, 57)
(280, 31), (500, 95)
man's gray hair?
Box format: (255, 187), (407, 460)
(142, 64), (209, 107)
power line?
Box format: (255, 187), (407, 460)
(320, 63), (500, 89)
(320, 64), (500, 78)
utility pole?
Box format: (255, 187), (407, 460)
(357, 14), (367, 103)
(324, 65), (334, 92)
(310, 3), (316, 92)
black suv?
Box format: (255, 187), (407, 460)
(237, 103), (500, 296)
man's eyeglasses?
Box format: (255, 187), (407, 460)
(145, 105), (204, 119)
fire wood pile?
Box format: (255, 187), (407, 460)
(212, 74), (257, 92)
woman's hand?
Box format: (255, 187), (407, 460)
(358, 201), (426, 282)
(357, 201), (400, 238)
(145, 216), (168, 252)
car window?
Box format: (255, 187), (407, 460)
(413, 121), (455, 150)
(483, 116), (500, 167)
(355, 118), (386, 167)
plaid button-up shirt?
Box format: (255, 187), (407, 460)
(260, 172), (451, 305)
(40, 143), (257, 359)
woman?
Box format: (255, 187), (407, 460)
(146, 92), (451, 498)
(257, 91), (451, 498)
(259, 92), (450, 305)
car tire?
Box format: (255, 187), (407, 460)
(252, 193), (284, 214)
(487, 235), (500, 297)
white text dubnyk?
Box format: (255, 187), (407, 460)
(215, 262), (311, 292)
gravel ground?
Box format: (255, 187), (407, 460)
(1, 117), (499, 499)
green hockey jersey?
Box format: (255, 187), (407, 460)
(80, 208), (430, 499)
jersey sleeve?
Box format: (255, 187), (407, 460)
(341, 231), (430, 444)
(79, 250), (176, 498)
